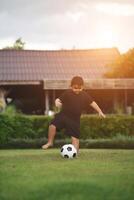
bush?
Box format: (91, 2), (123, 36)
(0, 114), (51, 142)
(1, 136), (134, 149)
(0, 114), (134, 148)
(80, 115), (134, 139)
(80, 135), (134, 149)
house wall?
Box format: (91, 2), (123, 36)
(1, 85), (134, 115)
(47, 89), (134, 114)
(89, 89), (134, 113)
(2, 84), (45, 114)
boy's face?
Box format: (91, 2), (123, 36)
(71, 84), (84, 94)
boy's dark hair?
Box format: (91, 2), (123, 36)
(71, 76), (84, 86)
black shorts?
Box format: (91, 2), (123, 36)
(50, 112), (80, 139)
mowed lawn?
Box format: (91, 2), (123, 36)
(0, 149), (134, 200)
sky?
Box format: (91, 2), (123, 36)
(0, 0), (134, 53)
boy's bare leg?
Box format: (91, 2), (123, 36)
(42, 124), (56, 149)
(71, 136), (79, 153)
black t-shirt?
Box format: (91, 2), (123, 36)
(59, 89), (93, 121)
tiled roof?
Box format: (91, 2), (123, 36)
(0, 48), (120, 82)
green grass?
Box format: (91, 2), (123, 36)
(0, 149), (134, 200)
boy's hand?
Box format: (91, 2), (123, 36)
(98, 111), (106, 118)
(90, 101), (106, 118)
(55, 98), (62, 108)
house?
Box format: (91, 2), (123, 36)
(0, 48), (134, 114)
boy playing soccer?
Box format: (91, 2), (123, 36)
(42, 76), (105, 152)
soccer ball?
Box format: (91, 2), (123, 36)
(60, 144), (77, 158)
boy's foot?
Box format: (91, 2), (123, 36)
(42, 143), (53, 150)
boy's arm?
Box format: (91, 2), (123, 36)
(55, 90), (67, 108)
(90, 101), (106, 118)
(55, 98), (62, 108)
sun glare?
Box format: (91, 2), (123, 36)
(95, 27), (119, 47)
(67, 11), (83, 22)
(96, 3), (134, 16)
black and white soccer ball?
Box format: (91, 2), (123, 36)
(60, 144), (77, 158)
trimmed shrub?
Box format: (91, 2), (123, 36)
(1, 136), (134, 149)
(0, 114), (134, 148)
(80, 115), (134, 139)
(0, 114), (51, 142)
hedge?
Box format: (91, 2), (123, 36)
(1, 136), (134, 149)
(80, 115), (134, 139)
(0, 114), (51, 144)
(0, 114), (134, 148)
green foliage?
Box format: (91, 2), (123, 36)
(105, 48), (134, 78)
(80, 115), (134, 139)
(2, 38), (25, 50)
(0, 114), (51, 143)
(2, 136), (134, 149)
(4, 105), (18, 115)
(0, 114), (134, 148)
(80, 135), (134, 149)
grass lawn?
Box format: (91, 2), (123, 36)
(0, 149), (134, 200)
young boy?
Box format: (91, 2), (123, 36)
(42, 76), (105, 152)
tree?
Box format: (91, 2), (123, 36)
(3, 38), (25, 50)
(105, 48), (134, 78)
